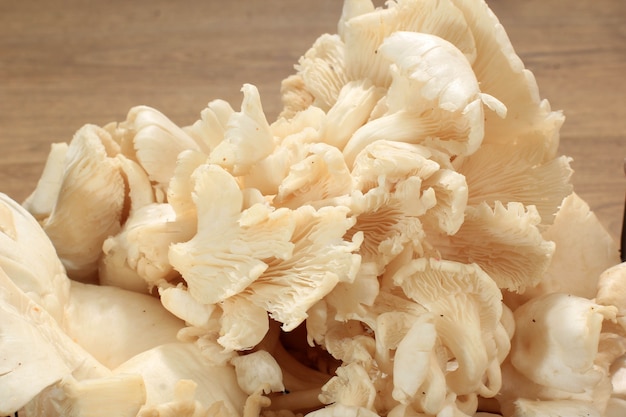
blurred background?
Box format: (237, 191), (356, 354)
(1, 0), (625, 242)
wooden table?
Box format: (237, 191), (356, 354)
(1, 0), (625, 245)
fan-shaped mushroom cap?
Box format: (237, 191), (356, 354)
(169, 164), (295, 306)
(184, 98), (235, 155)
(274, 143), (353, 209)
(456, 143), (573, 224)
(99, 202), (194, 292)
(449, 0), (564, 160)
(126, 105), (202, 195)
(22, 142), (69, 221)
(342, 31), (504, 166)
(320, 362), (377, 410)
(509, 193), (621, 308)
(511, 292), (616, 393)
(319, 79), (385, 151)
(0, 193), (69, 322)
(434, 201), (555, 292)
(42, 124), (125, 282)
(291, 34), (348, 112)
(209, 84), (274, 176)
(341, 0), (477, 87)
(0, 268), (110, 414)
(392, 258), (503, 396)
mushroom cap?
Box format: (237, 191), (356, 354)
(42, 124), (125, 282)
(433, 201), (555, 293)
(0, 193), (69, 322)
(511, 292), (616, 393)
(209, 84), (274, 176)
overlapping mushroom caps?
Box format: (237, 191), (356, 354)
(8, 0), (626, 416)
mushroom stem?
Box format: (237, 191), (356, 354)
(267, 388), (324, 413)
(255, 320), (333, 392)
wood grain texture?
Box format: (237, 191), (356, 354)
(1, 0), (625, 244)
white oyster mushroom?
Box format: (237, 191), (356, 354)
(511, 292), (617, 393)
(455, 143), (573, 224)
(274, 142), (353, 209)
(184, 98), (235, 154)
(0, 268), (109, 415)
(421, 168), (469, 236)
(64, 280), (184, 369)
(167, 149), (209, 218)
(597, 262), (626, 330)
(531, 193), (620, 300)
(320, 362), (377, 410)
(113, 342), (247, 415)
(448, 0), (564, 160)
(343, 31), (505, 166)
(40, 124), (125, 282)
(218, 295), (271, 351)
(434, 201), (555, 293)
(324, 261), (380, 322)
(159, 284), (218, 330)
(209, 84), (275, 176)
(392, 258), (505, 398)
(3, 0), (626, 415)
(341, 0), (477, 87)
(351, 140), (443, 193)
(390, 313), (438, 405)
(381, 32), (485, 115)
(232, 204), (363, 333)
(116, 153), (156, 215)
(99, 202), (194, 292)
(288, 34), (348, 113)
(22, 142), (69, 221)
(126, 105), (202, 193)
(343, 180), (430, 274)
(319, 79), (386, 150)
(231, 350), (285, 395)
(244, 106), (325, 195)
(0, 193), (70, 323)
(169, 163), (295, 306)
(25, 374), (146, 417)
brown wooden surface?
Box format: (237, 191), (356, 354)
(1, 0), (625, 244)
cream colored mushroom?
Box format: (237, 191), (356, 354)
(510, 292), (616, 393)
(168, 163), (295, 306)
(0, 268), (108, 414)
(125, 105), (202, 197)
(511, 193), (621, 308)
(209, 84), (275, 176)
(340, 0), (477, 87)
(244, 105), (326, 195)
(318, 79), (386, 151)
(342, 31), (505, 166)
(184, 98), (235, 154)
(455, 143), (574, 224)
(0, 193), (69, 322)
(273, 142), (353, 210)
(235, 204), (362, 333)
(288, 33), (348, 112)
(392, 258), (505, 398)
(448, 0), (564, 161)
(99, 202), (193, 293)
(433, 201), (555, 293)
(22, 142), (69, 221)
(40, 124), (125, 282)
(597, 262), (626, 330)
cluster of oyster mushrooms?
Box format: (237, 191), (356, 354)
(3, 0), (626, 416)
